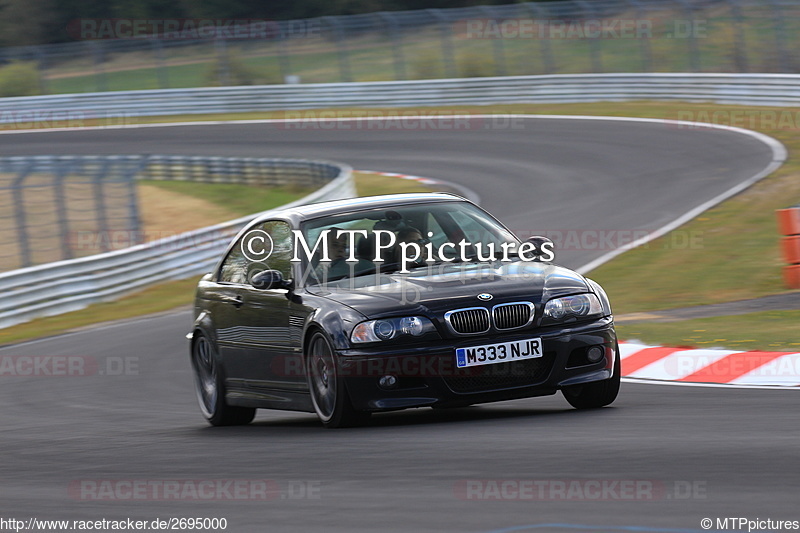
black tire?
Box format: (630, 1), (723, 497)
(191, 333), (256, 426)
(562, 342), (621, 410)
(305, 330), (370, 429)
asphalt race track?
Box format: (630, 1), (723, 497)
(1, 117), (796, 532)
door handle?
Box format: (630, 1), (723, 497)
(232, 295), (244, 308)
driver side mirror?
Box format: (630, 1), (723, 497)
(526, 236), (555, 262)
(251, 269), (292, 290)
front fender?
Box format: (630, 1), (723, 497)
(301, 295), (367, 351)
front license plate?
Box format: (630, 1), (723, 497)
(455, 337), (543, 368)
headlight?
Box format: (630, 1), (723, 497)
(351, 316), (436, 343)
(543, 294), (603, 320)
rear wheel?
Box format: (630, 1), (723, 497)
(306, 331), (370, 428)
(191, 333), (255, 426)
(562, 342), (621, 409)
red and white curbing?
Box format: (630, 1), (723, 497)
(357, 170), (444, 186)
(357, 170), (481, 203)
(620, 342), (800, 387)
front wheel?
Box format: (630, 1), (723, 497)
(306, 331), (370, 428)
(191, 333), (256, 426)
(562, 342), (621, 409)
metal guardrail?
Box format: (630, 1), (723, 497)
(0, 156), (354, 329)
(5, 73), (800, 122)
(0, 154), (344, 270)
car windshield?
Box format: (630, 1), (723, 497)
(299, 201), (519, 284)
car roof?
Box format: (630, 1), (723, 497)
(256, 192), (470, 225)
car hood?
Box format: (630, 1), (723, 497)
(306, 261), (590, 318)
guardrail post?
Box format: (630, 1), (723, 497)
(528, 3), (555, 74)
(214, 36), (230, 86)
(11, 161), (36, 268)
(89, 41), (109, 92)
(478, 5), (507, 76)
(323, 16), (352, 83)
(151, 38), (170, 89)
(625, 0), (652, 72)
(53, 157), (78, 261)
(675, 0), (700, 72)
(34, 46), (49, 95)
(728, 0), (749, 73)
(766, 0), (789, 72)
(427, 9), (457, 79)
(377, 12), (407, 81)
(576, 1), (603, 73)
(277, 21), (293, 83)
(92, 159), (115, 253)
(124, 156), (147, 245)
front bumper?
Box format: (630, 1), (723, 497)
(337, 316), (616, 411)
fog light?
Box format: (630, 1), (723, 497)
(378, 375), (397, 389)
(587, 346), (604, 363)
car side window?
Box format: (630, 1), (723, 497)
(260, 220), (293, 279)
(218, 220), (293, 284)
(219, 237), (249, 284)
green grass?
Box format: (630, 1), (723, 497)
(0, 172), (434, 346)
(352, 171), (434, 197)
(617, 311), (800, 352)
(141, 180), (315, 217)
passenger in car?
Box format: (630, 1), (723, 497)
(391, 226), (425, 266)
(315, 228), (350, 279)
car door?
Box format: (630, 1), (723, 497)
(236, 220), (298, 391)
(206, 227), (257, 385)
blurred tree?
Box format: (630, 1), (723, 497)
(0, 0), (60, 46)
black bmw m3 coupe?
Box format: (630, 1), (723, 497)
(190, 193), (619, 428)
